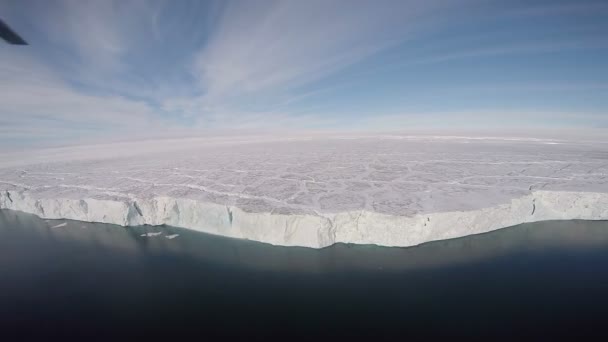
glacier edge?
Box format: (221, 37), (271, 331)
(1, 190), (607, 248)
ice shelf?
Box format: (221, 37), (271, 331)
(1, 135), (607, 248)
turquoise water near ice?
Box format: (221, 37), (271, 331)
(2, 209), (608, 338)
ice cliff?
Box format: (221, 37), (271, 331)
(1, 189), (608, 248)
(1, 135), (607, 248)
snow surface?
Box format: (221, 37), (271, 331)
(1, 135), (608, 248)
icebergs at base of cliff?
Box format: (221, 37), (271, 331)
(1, 136), (608, 248)
(2, 189), (608, 248)
(139, 232), (179, 239)
(140, 232), (162, 237)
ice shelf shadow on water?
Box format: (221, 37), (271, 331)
(2, 209), (608, 274)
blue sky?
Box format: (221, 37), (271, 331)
(1, 0), (607, 147)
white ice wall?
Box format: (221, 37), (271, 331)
(2, 135), (607, 248)
(2, 189), (607, 248)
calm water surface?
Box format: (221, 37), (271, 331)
(2, 209), (608, 339)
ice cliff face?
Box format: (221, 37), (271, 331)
(2, 189), (608, 248)
(1, 135), (607, 248)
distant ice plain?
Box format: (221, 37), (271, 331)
(1, 134), (608, 248)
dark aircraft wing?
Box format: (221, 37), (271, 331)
(0, 18), (27, 45)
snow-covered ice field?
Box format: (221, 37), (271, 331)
(1, 134), (608, 248)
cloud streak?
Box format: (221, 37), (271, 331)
(0, 0), (606, 147)
(197, 0), (442, 96)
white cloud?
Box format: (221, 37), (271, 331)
(0, 50), (161, 142)
(1, 0), (605, 148)
(195, 0), (447, 100)
(36, 0), (162, 73)
(352, 110), (608, 131)
(152, 0), (462, 129)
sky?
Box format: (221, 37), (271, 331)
(0, 0), (607, 147)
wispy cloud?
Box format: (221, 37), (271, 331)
(0, 0), (606, 148)
(0, 49), (160, 144)
(171, 0), (459, 122)
(353, 110), (608, 131)
(196, 0), (442, 96)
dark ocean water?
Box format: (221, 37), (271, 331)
(2, 209), (608, 339)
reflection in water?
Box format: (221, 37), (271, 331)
(2, 209), (608, 273)
(2, 209), (608, 338)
